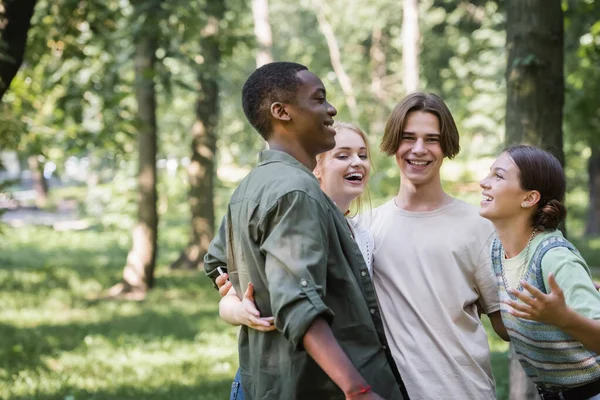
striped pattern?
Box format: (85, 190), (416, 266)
(492, 236), (600, 390)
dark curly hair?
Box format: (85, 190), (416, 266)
(505, 145), (567, 230)
(241, 62), (308, 140)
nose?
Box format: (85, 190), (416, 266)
(412, 138), (426, 155)
(350, 154), (362, 167)
(480, 176), (490, 189)
(327, 101), (337, 117)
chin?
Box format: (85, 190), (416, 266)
(478, 208), (495, 221)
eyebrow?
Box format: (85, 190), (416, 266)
(312, 87), (326, 96)
(335, 147), (367, 151)
(402, 131), (440, 136)
(491, 167), (508, 173)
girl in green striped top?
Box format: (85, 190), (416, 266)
(479, 145), (600, 399)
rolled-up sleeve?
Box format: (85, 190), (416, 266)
(260, 191), (334, 349)
(204, 214), (228, 289)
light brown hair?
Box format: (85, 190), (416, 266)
(380, 92), (460, 159)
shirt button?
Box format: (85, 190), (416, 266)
(370, 308), (376, 314)
(361, 270), (367, 277)
(300, 279), (308, 287)
(383, 345), (387, 350)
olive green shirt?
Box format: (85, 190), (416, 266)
(205, 150), (405, 400)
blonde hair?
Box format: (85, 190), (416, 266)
(315, 122), (372, 217)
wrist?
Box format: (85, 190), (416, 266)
(557, 307), (578, 330)
(345, 384), (371, 399)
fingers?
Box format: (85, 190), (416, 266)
(519, 280), (545, 299)
(595, 281), (600, 291)
(507, 287), (537, 306)
(546, 273), (564, 296)
(243, 282), (255, 301)
(506, 307), (535, 320)
(219, 281), (233, 297)
(504, 298), (533, 314)
(215, 273), (229, 289)
(251, 323), (277, 332)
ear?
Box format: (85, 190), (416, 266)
(521, 190), (541, 209)
(270, 102), (291, 122)
(313, 164), (322, 181)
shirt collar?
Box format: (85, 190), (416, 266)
(258, 149), (317, 178)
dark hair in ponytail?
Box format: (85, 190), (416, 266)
(504, 145), (567, 230)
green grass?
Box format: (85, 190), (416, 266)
(0, 225), (238, 400)
(1, 222), (597, 400)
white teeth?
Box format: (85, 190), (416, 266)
(482, 195), (493, 201)
(344, 172), (363, 180)
(407, 160), (429, 166)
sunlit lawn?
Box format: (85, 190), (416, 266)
(1, 222), (597, 399)
(0, 224), (238, 400)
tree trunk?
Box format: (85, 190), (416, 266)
(0, 0), (37, 100)
(313, 1), (357, 119)
(27, 154), (47, 208)
(113, 0), (161, 296)
(369, 24), (387, 137)
(170, 1), (223, 271)
(402, 0), (420, 94)
(505, 0), (564, 166)
(251, 0), (272, 67)
(586, 147), (600, 235)
(505, 1), (564, 396)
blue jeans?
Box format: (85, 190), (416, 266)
(230, 369), (244, 400)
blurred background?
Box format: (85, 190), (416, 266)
(0, 0), (599, 399)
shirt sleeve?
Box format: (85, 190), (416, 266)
(542, 247), (600, 321)
(475, 233), (501, 314)
(204, 214), (228, 289)
(260, 191), (335, 350)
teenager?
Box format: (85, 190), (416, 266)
(218, 122), (377, 399)
(204, 62), (405, 400)
(363, 92), (508, 399)
(480, 145), (600, 399)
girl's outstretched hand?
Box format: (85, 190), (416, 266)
(504, 273), (571, 328)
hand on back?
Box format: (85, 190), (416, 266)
(216, 273), (275, 332)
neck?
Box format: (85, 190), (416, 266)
(493, 217), (536, 258)
(268, 137), (317, 171)
(330, 196), (351, 215)
(395, 177), (450, 212)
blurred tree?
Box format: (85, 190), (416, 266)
(312, 1), (357, 119)
(170, 0), (225, 270)
(252, 0), (272, 67)
(402, 0), (420, 93)
(505, 1), (564, 398)
(505, 0), (564, 166)
(564, 0), (600, 236)
(27, 155), (47, 207)
(113, 0), (163, 296)
(0, 0), (37, 100)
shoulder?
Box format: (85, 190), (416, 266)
(236, 163), (326, 208)
(539, 236), (585, 269)
(368, 200), (394, 223)
(445, 199), (495, 234)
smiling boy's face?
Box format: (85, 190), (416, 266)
(394, 110), (444, 188)
(283, 70), (338, 156)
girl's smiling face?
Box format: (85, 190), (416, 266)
(479, 151), (531, 222)
(315, 126), (371, 211)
